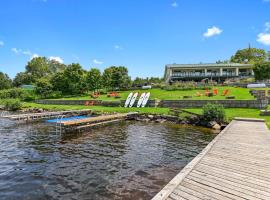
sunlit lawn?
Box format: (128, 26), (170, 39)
(52, 87), (255, 101)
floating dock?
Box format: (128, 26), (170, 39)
(1, 109), (92, 121)
(59, 113), (137, 132)
(152, 118), (270, 200)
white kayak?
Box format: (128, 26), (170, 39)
(124, 92), (133, 108)
(129, 92), (138, 107)
(137, 93), (146, 107)
(141, 92), (150, 108)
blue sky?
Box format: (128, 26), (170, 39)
(0, 0), (270, 79)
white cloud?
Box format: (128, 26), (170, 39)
(49, 56), (64, 63)
(257, 33), (270, 45)
(11, 47), (21, 54)
(114, 45), (123, 50)
(22, 50), (32, 56)
(264, 22), (270, 32)
(0, 41), (4, 47)
(171, 2), (178, 7)
(93, 59), (103, 65)
(203, 26), (223, 38)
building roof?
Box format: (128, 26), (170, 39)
(165, 63), (253, 68)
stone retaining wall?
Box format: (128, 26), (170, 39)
(160, 99), (268, 109)
(35, 98), (268, 109)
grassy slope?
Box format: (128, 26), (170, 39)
(53, 87), (255, 101)
(185, 108), (270, 127)
(23, 102), (170, 114)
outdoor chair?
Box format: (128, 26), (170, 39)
(222, 89), (229, 96)
(213, 88), (218, 95)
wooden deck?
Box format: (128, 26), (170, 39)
(1, 109), (91, 121)
(60, 113), (129, 126)
(152, 118), (270, 200)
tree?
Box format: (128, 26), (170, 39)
(48, 60), (66, 73)
(51, 63), (86, 94)
(102, 67), (113, 90)
(35, 78), (54, 98)
(253, 62), (270, 81)
(13, 72), (32, 86)
(25, 57), (50, 82)
(86, 68), (102, 91)
(0, 72), (12, 90)
(230, 48), (267, 64)
(110, 66), (131, 89)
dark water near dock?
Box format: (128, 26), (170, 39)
(0, 119), (216, 200)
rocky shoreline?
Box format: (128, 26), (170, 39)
(130, 113), (227, 131)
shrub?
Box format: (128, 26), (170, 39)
(202, 103), (225, 123)
(3, 99), (23, 111)
(0, 88), (36, 101)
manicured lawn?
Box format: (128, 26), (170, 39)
(23, 102), (170, 115)
(53, 87), (255, 101)
(185, 108), (270, 127)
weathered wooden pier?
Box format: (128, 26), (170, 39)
(60, 112), (137, 132)
(153, 118), (270, 200)
(1, 109), (92, 121)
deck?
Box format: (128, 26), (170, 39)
(152, 118), (270, 200)
(1, 109), (92, 121)
(60, 113), (133, 126)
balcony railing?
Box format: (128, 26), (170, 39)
(170, 72), (250, 78)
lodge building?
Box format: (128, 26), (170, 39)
(164, 63), (254, 83)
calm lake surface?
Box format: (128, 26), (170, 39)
(0, 119), (216, 200)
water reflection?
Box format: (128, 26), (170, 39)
(0, 119), (216, 200)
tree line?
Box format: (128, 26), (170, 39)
(0, 57), (163, 97)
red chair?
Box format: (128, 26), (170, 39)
(222, 89), (229, 96)
(213, 88), (218, 95)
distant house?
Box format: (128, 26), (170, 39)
(20, 85), (36, 90)
(164, 63), (254, 83)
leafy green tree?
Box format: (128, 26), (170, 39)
(13, 72), (32, 86)
(25, 57), (50, 82)
(35, 78), (54, 98)
(51, 63), (86, 94)
(48, 60), (66, 73)
(86, 68), (102, 91)
(230, 48), (267, 64)
(253, 62), (270, 81)
(102, 67), (113, 90)
(0, 72), (12, 90)
(110, 66), (131, 89)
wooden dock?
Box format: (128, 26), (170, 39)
(152, 118), (270, 200)
(1, 109), (92, 121)
(60, 113), (129, 126)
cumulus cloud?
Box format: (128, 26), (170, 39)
(93, 59), (103, 65)
(171, 2), (178, 7)
(11, 47), (40, 59)
(49, 56), (64, 63)
(203, 26), (223, 38)
(0, 41), (4, 47)
(257, 33), (270, 45)
(257, 22), (270, 46)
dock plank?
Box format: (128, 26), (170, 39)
(152, 119), (270, 200)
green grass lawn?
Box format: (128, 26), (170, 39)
(185, 108), (270, 127)
(23, 102), (170, 114)
(53, 87), (255, 101)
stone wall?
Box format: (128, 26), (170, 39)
(35, 98), (268, 109)
(160, 99), (268, 109)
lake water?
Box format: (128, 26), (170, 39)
(0, 119), (216, 200)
